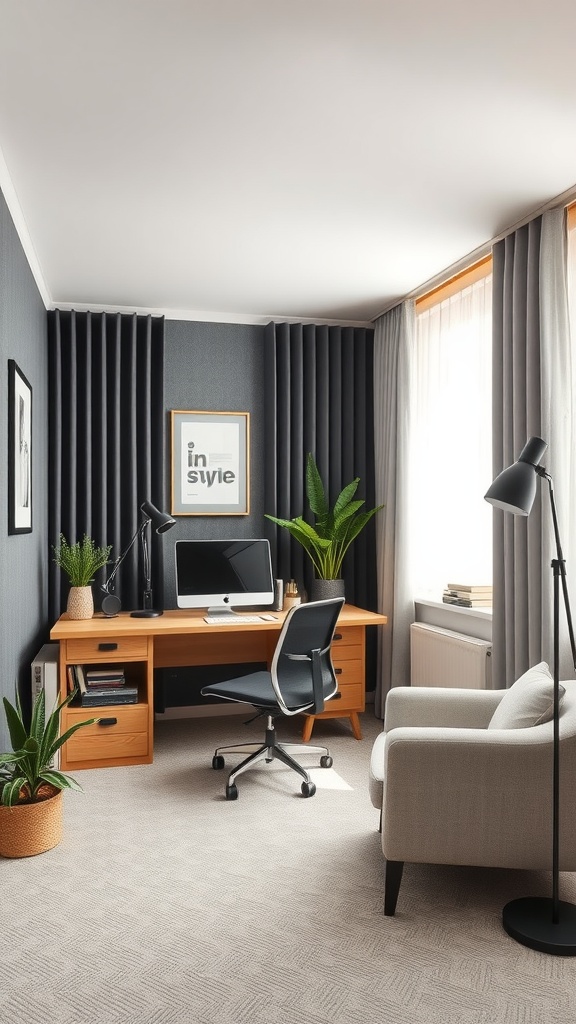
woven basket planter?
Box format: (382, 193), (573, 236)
(0, 789), (63, 858)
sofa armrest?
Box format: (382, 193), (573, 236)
(382, 721), (561, 869)
(384, 685), (504, 732)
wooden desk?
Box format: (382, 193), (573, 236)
(50, 604), (387, 771)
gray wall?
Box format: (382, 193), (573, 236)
(162, 319), (267, 609)
(0, 189), (49, 749)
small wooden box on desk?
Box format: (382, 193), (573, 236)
(50, 604), (387, 770)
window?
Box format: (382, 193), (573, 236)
(407, 259), (493, 598)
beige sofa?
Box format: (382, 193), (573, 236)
(369, 680), (576, 915)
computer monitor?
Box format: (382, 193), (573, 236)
(174, 538), (274, 616)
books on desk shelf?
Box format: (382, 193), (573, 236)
(80, 686), (138, 707)
(85, 668), (126, 687)
(443, 584), (493, 608)
(68, 665), (136, 705)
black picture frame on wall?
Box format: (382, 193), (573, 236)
(8, 359), (32, 534)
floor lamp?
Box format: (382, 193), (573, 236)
(101, 500), (175, 618)
(485, 436), (576, 955)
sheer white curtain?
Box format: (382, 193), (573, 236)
(408, 275), (493, 598)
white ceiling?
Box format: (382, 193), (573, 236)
(1, 0), (576, 325)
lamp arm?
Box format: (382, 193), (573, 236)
(103, 520), (148, 594)
(538, 468), (576, 673)
(140, 522), (152, 604)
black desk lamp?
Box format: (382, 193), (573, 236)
(101, 500), (176, 619)
(485, 436), (576, 954)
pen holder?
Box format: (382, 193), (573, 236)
(283, 580), (301, 611)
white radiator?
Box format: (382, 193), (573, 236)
(410, 623), (492, 689)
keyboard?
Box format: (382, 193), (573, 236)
(204, 615), (266, 625)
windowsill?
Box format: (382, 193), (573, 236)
(414, 598), (492, 622)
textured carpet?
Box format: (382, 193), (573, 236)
(2, 710), (576, 1024)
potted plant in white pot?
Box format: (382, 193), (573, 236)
(0, 687), (98, 857)
(266, 453), (383, 602)
(53, 534), (112, 619)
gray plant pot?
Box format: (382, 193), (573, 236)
(309, 578), (345, 602)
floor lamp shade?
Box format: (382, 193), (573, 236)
(484, 436), (547, 514)
(485, 435), (576, 955)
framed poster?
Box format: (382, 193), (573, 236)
(8, 359), (32, 534)
(171, 410), (250, 515)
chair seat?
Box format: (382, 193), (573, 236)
(202, 669), (330, 712)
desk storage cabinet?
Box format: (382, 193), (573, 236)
(56, 633), (154, 771)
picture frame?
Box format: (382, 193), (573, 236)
(170, 410), (250, 516)
(8, 359), (32, 534)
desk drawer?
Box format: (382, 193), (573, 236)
(65, 636), (148, 662)
(331, 626), (364, 657)
(63, 705), (149, 764)
(332, 659), (363, 685)
(329, 682), (364, 712)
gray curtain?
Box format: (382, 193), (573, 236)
(490, 213), (573, 686)
(263, 322), (378, 686)
(373, 302), (414, 717)
(48, 310), (165, 620)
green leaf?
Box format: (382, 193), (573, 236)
(38, 770), (83, 793)
(333, 479), (360, 519)
(47, 717), (99, 760)
(1, 776), (27, 807)
(305, 454), (329, 522)
(2, 697), (27, 752)
(29, 688), (45, 744)
(0, 750), (26, 766)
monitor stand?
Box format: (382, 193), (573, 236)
(206, 606), (239, 619)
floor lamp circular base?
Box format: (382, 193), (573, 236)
(503, 897), (576, 955)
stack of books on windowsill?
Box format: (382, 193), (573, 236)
(67, 665), (139, 706)
(442, 584), (493, 608)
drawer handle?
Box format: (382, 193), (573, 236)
(98, 717), (118, 727)
(332, 691), (342, 699)
(335, 667), (343, 675)
(333, 633), (343, 641)
(98, 642), (118, 651)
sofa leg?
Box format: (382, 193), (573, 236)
(384, 860), (404, 916)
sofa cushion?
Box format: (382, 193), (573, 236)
(488, 661), (564, 729)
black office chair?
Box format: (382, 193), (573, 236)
(201, 597), (345, 799)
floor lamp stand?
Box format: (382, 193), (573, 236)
(502, 477), (576, 955)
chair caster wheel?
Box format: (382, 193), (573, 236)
(301, 781), (316, 798)
(320, 755), (333, 768)
(225, 783), (238, 800)
(212, 755), (225, 770)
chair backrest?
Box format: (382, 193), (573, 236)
(270, 597), (345, 716)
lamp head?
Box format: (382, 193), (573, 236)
(484, 436), (548, 515)
(140, 500), (176, 534)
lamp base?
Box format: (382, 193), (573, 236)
(503, 897), (576, 955)
(130, 609), (163, 618)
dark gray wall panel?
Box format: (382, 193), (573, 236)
(163, 319), (267, 609)
(0, 189), (49, 749)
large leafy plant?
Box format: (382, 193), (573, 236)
(0, 688), (98, 807)
(265, 453), (383, 580)
(53, 534), (112, 587)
